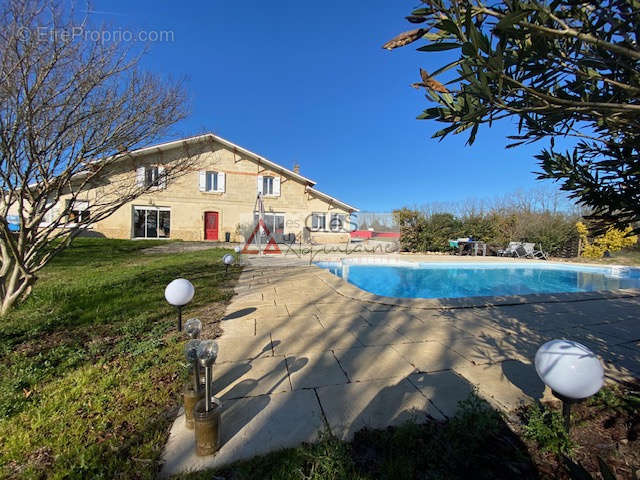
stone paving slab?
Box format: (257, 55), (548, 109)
(214, 357), (290, 399)
(286, 352), (349, 390)
(393, 321), (474, 344)
(358, 309), (422, 327)
(453, 360), (547, 411)
(333, 345), (416, 382)
(272, 329), (363, 356)
(160, 389), (325, 478)
(316, 377), (443, 440)
(589, 319), (640, 343)
(448, 336), (533, 365)
(391, 340), (471, 372)
(215, 334), (274, 363)
(255, 316), (325, 339)
(217, 317), (255, 337)
(348, 323), (414, 346)
(407, 371), (475, 418)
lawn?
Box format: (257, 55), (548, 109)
(0, 239), (239, 479)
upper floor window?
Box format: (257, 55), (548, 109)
(257, 175), (280, 196)
(311, 212), (326, 231)
(146, 167), (159, 187)
(199, 170), (225, 193)
(136, 165), (166, 189)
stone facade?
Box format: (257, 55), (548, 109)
(82, 135), (356, 243)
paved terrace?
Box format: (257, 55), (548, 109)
(161, 256), (640, 477)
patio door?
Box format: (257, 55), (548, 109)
(204, 211), (218, 240)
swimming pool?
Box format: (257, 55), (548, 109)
(315, 260), (640, 299)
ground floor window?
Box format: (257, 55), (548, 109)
(252, 212), (285, 241)
(66, 200), (90, 224)
(330, 213), (346, 232)
(133, 206), (170, 238)
(312, 212), (326, 231)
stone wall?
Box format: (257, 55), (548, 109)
(87, 140), (354, 242)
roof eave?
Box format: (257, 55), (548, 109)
(306, 186), (359, 212)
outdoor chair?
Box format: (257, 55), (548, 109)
(497, 241), (521, 257)
(520, 242), (548, 260)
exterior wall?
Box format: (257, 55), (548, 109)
(86, 141), (353, 242)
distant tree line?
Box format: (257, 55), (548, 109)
(393, 188), (585, 255)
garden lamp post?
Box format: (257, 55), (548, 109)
(183, 339), (203, 429)
(223, 253), (234, 273)
(535, 339), (604, 433)
(197, 340), (219, 410)
(185, 339), (202, 392)
(194, 339), (222, 456)
(164, 278), (194, 331)
(234, 245), (241, 265)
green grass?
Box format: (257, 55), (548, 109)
(178, 394), (537, 480)
(0, 239), (239, 479)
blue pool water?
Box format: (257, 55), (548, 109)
(315, 261), (640, 299)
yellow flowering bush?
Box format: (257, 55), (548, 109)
(576, 221), (638, 258)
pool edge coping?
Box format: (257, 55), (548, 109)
(311, 260), (640, 310)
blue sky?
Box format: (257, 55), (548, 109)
(91, 0), (561, 212)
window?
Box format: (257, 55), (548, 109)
(136, 166), (166, 188)
(66, 200), (89, 224)
(330, 213), (346, 232)
(312, 213), (326, 231)
(199, 170), (225, 193)
(257, 175), (280, 196)
(133, 206), (170, 239)
(206, 172), (218, 192)
(252, 212), (285, 242)
(263, 176), (274, 195)
(145, 167), (159, 187)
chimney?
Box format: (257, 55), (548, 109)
(293, 163), (300, 174)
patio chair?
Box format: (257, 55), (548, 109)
(520, 242), (548, 260)
(497, 241), (521, 257)
(532, 243), (548, 260)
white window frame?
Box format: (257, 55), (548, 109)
(263, 176), (274, 195)
(137, 165), (166, 189)
(145, 166), (159, 187)
(257, 175), (280, 197)
(199, 170), (225, 193)
(312, 212), (326, 231)
(206, 171), (218, 192)
(133, 206), (171, 239)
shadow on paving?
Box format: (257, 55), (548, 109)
(163, 265), (640, 478)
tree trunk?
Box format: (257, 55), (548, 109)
(0, 261), (34, 316)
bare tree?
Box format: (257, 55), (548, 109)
(0, 0), (192, 314)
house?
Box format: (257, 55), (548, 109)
(66, 133), (358, 243)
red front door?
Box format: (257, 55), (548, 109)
(204, 212), (218, 240)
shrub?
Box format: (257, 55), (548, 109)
(577, 222), (638, 258)
(394, 207), (579, 255)
(521, 403), (574, 455)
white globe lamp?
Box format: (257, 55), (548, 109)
(223, 253), (234, 272)
(534, 339), (604, 431)
(164, 278), (195, 331)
